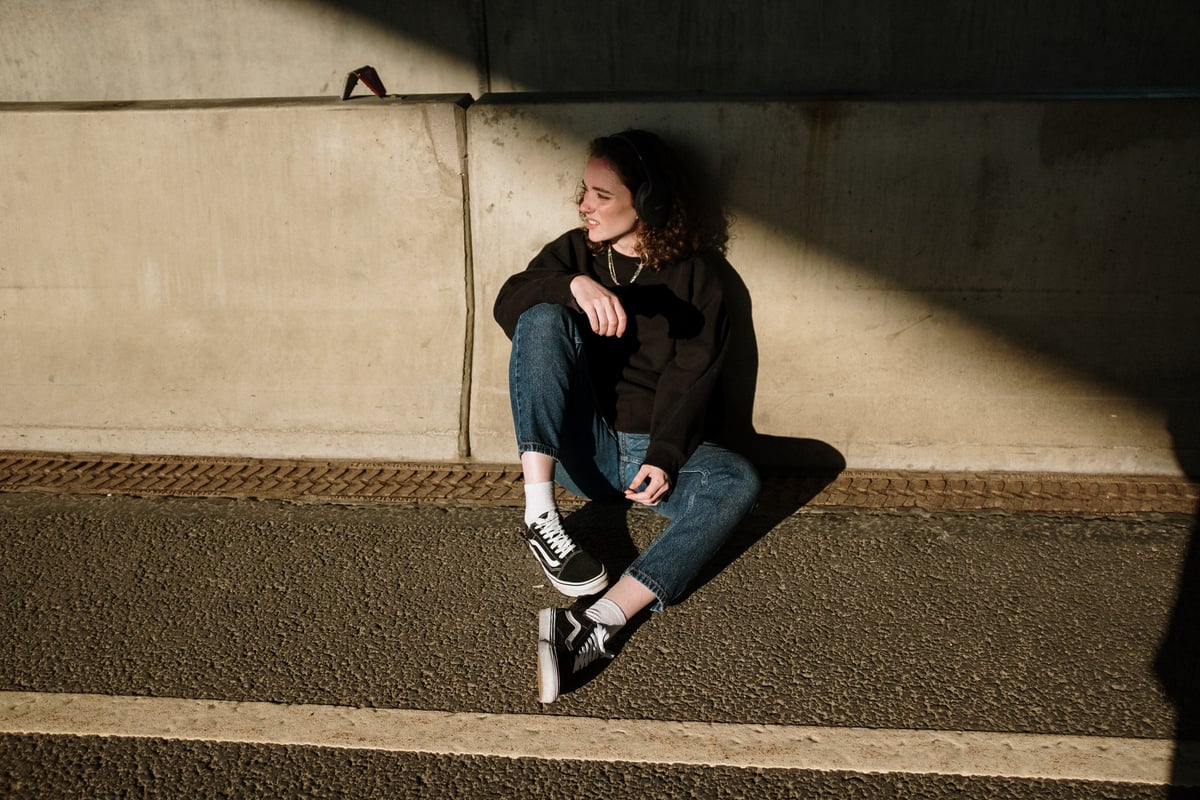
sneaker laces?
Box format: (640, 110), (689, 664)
(533, 512), (577, 559)
(572, 625), (611, 672)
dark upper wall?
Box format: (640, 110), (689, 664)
(3, 0), (1197, 102)
(481, 0), (1200, 96)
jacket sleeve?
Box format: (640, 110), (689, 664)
(643, 253), (730, 480)
(493, 231), (588, 340)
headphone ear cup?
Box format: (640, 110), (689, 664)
(614, 131), (671, 228)
(638, 184), (670, 228)
(634, 183), (651, 221)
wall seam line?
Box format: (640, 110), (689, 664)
(457, 104), (475, 460)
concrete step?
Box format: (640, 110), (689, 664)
(0, 491), (1196, 797)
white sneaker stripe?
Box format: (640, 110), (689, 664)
(527, 539), (563, 568)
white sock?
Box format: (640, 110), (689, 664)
(524, 481), (557, 526)
(585, 598), (627, 633)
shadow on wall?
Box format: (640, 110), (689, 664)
(722, 100), (1200, 461)
(330, 0), (490, 93)
(331, 0), (1200, 96)
(711, 251), (847, 474)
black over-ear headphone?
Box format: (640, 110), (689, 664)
(611, 130), (672, 228)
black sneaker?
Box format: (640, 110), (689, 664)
(523, 511), (608, 596)
(537, 607), (614, 703)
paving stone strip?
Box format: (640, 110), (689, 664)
(1, 451), (1195, 514)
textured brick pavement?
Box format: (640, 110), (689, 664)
(1, 451), (1195, 515)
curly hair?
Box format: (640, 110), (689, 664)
(578, 131), (729, 271)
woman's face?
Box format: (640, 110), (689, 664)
(579, 157), (639, 252)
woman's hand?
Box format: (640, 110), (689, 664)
(570, 275), (627, 337)
(625, 464), (670, 506)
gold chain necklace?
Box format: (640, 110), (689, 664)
(607, 245), (645, 285)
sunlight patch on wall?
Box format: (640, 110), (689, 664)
(729, 216), (1172, 473)
(0, 0), (480, 102)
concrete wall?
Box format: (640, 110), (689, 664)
(468, 98), (1200, 475)
(4, 0), (1198, 102)
(0, 96), (472, 461)
(1, 95), (1197, 474)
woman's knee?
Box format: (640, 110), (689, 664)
(515, 303), (576, 337)
(708, 452), (760, 509)
(732, 456), (762, 502)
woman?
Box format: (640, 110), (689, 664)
(493, 129), (760, 703)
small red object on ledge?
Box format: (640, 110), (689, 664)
(342, 66), (387, 100)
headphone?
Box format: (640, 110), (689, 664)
(611, 130), (672, 229)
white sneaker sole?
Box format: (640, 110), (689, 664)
(536, 622), (559, 704)
(537, 607), (556, 642)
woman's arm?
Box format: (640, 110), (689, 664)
(493, 231), (587, 339)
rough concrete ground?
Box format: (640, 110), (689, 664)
(0, 469), (1197, 797)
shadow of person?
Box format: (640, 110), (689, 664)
(562, 434), (846, 636)
(562, 498), (641, 582)
(675, 250), (847, 606)
(672, 435), (845, 608)
(1157, 402), (1200, 794)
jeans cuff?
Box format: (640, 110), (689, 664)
(517, 442), (560, 461)
(623, 567), (669, 613)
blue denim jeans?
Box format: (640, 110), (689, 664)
(509, 303), (760, 611)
